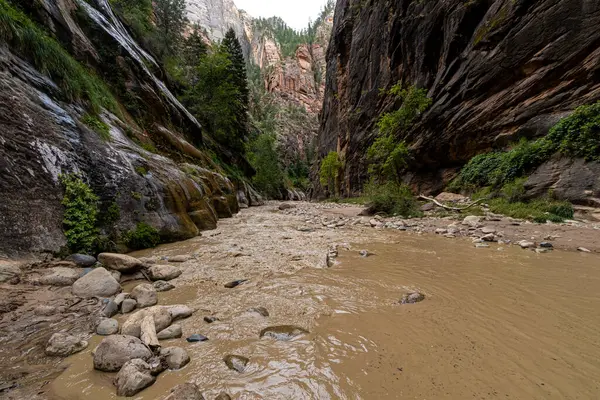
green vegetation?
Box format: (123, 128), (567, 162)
(319, 151), (342, 195)
(154, 0), (187, 59)
(247, 134), (285, 198)
(0, 0), (119, 114)
(135, 166), (148, 176)
(60, 174), (99, 254)
(81, 114), (111, 141)
(376, 85), (432, 136)
(363, 181), (422, 217)
(109, 0), (154, 39)
(131, 191), (143, 200)
(123, 222), (160, 250)
(546, 101), (600, 161)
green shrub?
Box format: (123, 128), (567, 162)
(500, 177), (527, 203)
(135, 166), (148, 176)
(376, 84), (432, 135)
(123, 222), (160, 249)
(247, 134), (286, 198)
(81, 114), (111, 141)
(487, 197), (573, 223)
(131, 191), (143, 200)
(546, 101), (600, 161)
(0, 0), (119, 114)
(60, 174), (99, 254)
(364, 181), (421, 217)
(319, 151), (342, 195)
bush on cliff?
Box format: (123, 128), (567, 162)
(319, 151), (342, 196)
(60, 174), (99, 254)
(123, 222), (160, 250)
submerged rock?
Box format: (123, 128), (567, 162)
(93, 335), (153, 372)
(148, 265), (182, 281)
(224, 279), (248, 288)
(154, 280), (175, 292)
(247, 307), (269, 317)
(45, 333), (88, 357)
(72, 267), (120, 298)
(131, 283), (158, 308)
(161, 346), (190, 370)
(259, 325), (309, 341)
(223, 354), (249, 373)
(278, 203), (296, 210)
(204, 316), (219, 323)
(168, 255), (192, 263)
(66, 254), (97, 267)
(98, 253), (143, 273)
(114, 358), (156, 397)
(401, 292), (426, 304)
(163, 383), (205, 400)
(186, 334), (208, 342)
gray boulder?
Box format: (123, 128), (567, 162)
(102, 300), (119, 317)
(66, 254), (97, 267)
(72, 267), (120, 298)
(163, 383), (205, 400)
(148, 265), (182, 281)
(114, 292), (130, 306)
(45, 333), (88, 357)
(114, 358), (156, 397)
(131, 283), (158, 308)
(97, 318), (119, 335)
(121, 299), (137, 314)
(121, 306), (173, 338)
(401, 292), (426, 304)
(154, 280), (175, 292)
(93, 335), (153, 372)
(157, 324), (182, 340)
(0, 262), (21, 283)
(98, 253), (144, 273)
(167, 305), (194, 321)
(161, 346), (190, 370)
(39, 267), (82, 286)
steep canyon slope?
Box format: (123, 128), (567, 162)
(317, 0), (600, 197)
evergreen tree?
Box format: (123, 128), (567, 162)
(183, 24), (208, 67)
(154, 0), (187, 58)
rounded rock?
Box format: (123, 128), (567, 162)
(45, 333), (88, 357)
(98, 253), (144, 273)
(72, 267), (120, 298)
(97, 318), (119, 335)
(93, 335), (153, 372)
(148, 265), (182, 281)
(160, 347), (190, 370)
(131, 283), (158, 308)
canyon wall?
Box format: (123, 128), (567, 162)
(316, 0), (600, 196)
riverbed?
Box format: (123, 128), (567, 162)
(45, 203), (600, 399)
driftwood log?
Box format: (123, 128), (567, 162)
(418, 195), (487, 211)
(140, 315), (160, 350)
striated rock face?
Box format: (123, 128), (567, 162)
(316, 0), (600, 196)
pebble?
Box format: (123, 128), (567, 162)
(518, 240), (536, 249)
(475, 243), (490, 248)
(539, 242), (553, 248)
(224, 279), (248, 289)
(204, 316), (219, 323)
(186, 334), (208, 343)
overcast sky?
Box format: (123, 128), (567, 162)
(235, 0), (329, 31)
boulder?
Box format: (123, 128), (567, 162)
(121, 306), (173, 338)
(461, 216), (481, 228)
(224, 279), (248, 288)
(98, 253), (143, 273)
(157, 324), (182, 340)
(163, 383), (205, 400)
(114, 359), (156, 397)
(247, 307), (269, 317)
(0, 262), (21, 283)
(45, 333), (88, 357)
(481, 226), (497, 234)
(154, 280), (175, 292)
(278, 203), (296, 210)
(223, 354), (249, 373)
(121, 299), (137, 314)
(102, 300), (119, 318)
(148, 265), (182, 281)
(34, 305), (57, 316)
(168, 255), (191, 263)
(420, 202), (435, 212)
(93, 335), (153, 372)
(160, 347), (190, 370)
(435, 192), (468, 203)
(480, 233), (497, 242)
(203, 316), (219, 323)
(518, 240), (536, 249)
(39, 267), (82, 286)
(114, 292), (130, 306)
(167, 305), (194, 321)
(401, 292), (426, 304)
(131, 283), (158, 308)
(66, 254), (97, 267)
(215, 393), (232, 400)
(140, 315), (160, 350)
(97, 318), (119, 335)
(259, 326), (309, 341)
(72, 267), (120, 298)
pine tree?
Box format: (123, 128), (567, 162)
(154, 0), (187, 58)
(222, 28), (250, 145)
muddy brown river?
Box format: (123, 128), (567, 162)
(46, 205), (600, 399)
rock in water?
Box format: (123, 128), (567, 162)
(148, 265), (182, 281)
(160, 347), (190, 370)
(203, 316), (219, 323)
(163, 383), (205, 400)
(72, 267), (120, 298)
(45, 333), (88, 356)
(518, 240), (536, 249)
(186, 334), (208, 342)
(114, 359), (156, 397)
(97, 318), (119, 335)
(401, 292), (426, 304)
(223, 355), (249, 373)
(93, 335), (153, 372)
(66, 254), (97, 267)
(224, 279), (248, 288)
(121, 299), (137, 314)
(247, 307), (269, 317)
(168, 255), (192, 263)
(157, 324), (182, 340)
(578, 247), (592, 253)
(278, 203), (295, 210)
(214, 393), (231, 400)
(259, 326), (309, 341)
(131, 283), (158, 308)
(98, 253), (143, 273)
(539, 242), (554, 248)
(154, 280), (175, 292)
(121, 306), (173, 338)
(0, 262), (20, 283)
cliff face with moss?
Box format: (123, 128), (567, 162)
(316, 0), (600, 197)
(0, 0), (262, 258)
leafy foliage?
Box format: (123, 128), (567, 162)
(546, 101), (600, 161)
(154, 0), (187, 58)
(60, 174), (99, 254)
(367, 135), (410, 181)
(0, 0), (119, 114)
(123, 222), (160, 250)
(319, 151), (342, 194)
(247, 134), (285, 198)
(363, 181), (421, 217)
(376, 84), (432, 135)
(109, 0), (154, 39)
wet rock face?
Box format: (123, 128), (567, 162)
(316, 0), (600, 196)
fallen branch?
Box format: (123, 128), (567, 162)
(419, 195), (487, 211)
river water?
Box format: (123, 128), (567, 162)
(47, 207), (600, 399)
